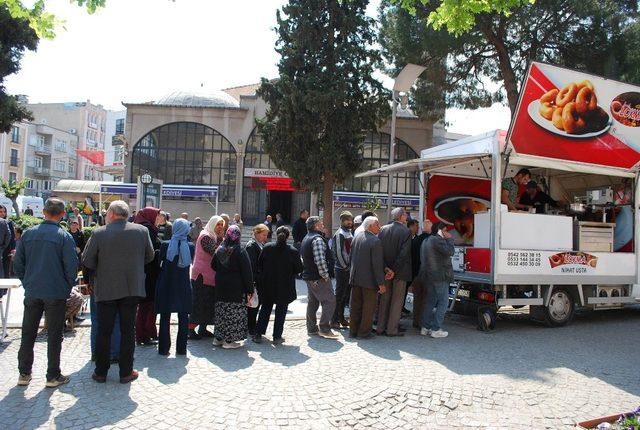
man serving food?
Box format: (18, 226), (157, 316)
(501, 168), (532, 211)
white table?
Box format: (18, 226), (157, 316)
(0, 279), (22, 342)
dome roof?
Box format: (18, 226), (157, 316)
(154, 90), (240, 108)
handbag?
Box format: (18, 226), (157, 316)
(248, 288), (259, 308)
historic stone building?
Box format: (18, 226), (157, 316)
(123, 86), (444, 224)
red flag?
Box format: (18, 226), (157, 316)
(77, 150), (105, 166)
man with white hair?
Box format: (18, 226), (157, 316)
(83, 200), (155, 384)
(376, 207), (412, 336)
(348, 216), (386, 338)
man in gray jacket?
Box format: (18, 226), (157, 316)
(420, 222), (455, 338)
(349, 217), (386, 338)
(83, 200), (155, 384)
(376, 207), (411, 336)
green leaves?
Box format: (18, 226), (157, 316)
(1, 177), (29, 199)
(396, 0), (534, 35)
(0, 0), (105, 39)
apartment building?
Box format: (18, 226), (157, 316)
(23, 124), (79, 198)
(27, 101), (107, 181)
(101, 110), (126, 181)
(0, 122), (29, 183)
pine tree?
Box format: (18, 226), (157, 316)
(258, 0), (390, 231)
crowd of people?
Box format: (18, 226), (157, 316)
(13, 198), (454, 388)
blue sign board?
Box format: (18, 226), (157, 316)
(333, 192), (420, 207)
(100, 183), (218, 198)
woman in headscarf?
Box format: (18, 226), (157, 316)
(244, 224), (270, 336)
(188, 215), (225, 339)
(134, 207), (161, 346)
(155, 218), (195, 356)
(211, 225), (253, 349)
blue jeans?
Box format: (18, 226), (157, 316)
(90, 294), (120, 358)
(421, 281), (450, 331)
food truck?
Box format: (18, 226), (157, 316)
(357, 62), (640, 328)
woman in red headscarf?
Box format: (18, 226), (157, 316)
(134, 207), (161, 345)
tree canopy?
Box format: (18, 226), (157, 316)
(0, 4), (38, 133)
(0, 0), (105, 39)
(397, 0), (534, 35)
(380, 0), (640, 117)
(258, 0), (390, 230)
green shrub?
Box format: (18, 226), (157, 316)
(82, 226), (98, 240)
(10, 215), (43, 231)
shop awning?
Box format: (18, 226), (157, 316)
(53, 180), (219, 199)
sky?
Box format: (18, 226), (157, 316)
(5, 0), (511, 135)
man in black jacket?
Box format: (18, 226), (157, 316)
(292, 209), (309, 250)
(408, 219), (432, 328)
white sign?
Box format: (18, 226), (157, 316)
(244, 168), (289, 178)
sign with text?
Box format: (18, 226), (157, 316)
(250, 176), (297, 192)
(244, 168), (290, 178)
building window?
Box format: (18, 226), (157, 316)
(54, 159), (65, 172)
(114, 146), (124, 164)
(115, 118), (125, 135)
(9, 172), (17, 183)
(336, 131), (419, 195)
(54, 139), (66, 152)
(68, 163), (75, 175)
(37, 135), (45, 147)
(130, 122), (237, 202)
(10, 126), (19, 143)
(26, 179), (34, 189)
(34, 156), (43, 168)
(42, 180), (52, 191)
(10, 149), (19, 167)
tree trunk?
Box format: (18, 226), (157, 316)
(11, 198), (19, 219)
(482, 24), (520, 115)
(322, 172), (335, 233)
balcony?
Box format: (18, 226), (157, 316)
(34, 145), (52, 155)
(31, 166), (50, 176)
(112, 134), (125, 146)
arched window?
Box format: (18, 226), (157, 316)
(244, 130), (278, 170)
(130, 122), (237, 202)
(337, 131), (419, 195)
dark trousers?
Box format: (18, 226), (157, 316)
(158, 312), (188, 355)
(95, 297), (138, 378)
(256, 301), (288, 339)
(332, 268), (351, 324)
(411, 277), (426, 328)
(18, 297), (66, 380)
(135, 301), (157, 342)
(247, 306), (259, 335)
(349, 286), (378, 337)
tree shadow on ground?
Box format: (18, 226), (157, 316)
(357, 306), (640, 398)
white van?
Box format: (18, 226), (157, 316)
(17, 196), (44, 218)
(0, 195), (15, 216)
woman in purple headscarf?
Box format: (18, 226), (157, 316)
(211, 225), (254, 349)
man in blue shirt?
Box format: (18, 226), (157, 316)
(14, 198), (78, 388)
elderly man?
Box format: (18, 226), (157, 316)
(349, 216), (386, 339)
(15, 198), (77, 388)
(331, 211), (354, 329)
(376, 207), (412, 337)
(189, 217), (203, 242)
(83, 201), (155, 384)
(300, 216), (338, 339)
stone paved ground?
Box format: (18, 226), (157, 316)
(0, 307), (639, 430)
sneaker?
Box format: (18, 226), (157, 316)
(45, 374), (70, 388)
(119, 370), (139, 384)
(252, 334), (263, 344)
(420, 328), (432, 337)
(430, 329), (448, 338)
(318, 329), (340, 339)
(222, 341), (242, 349)
(272, 337), (285, 345)
(17, 373), (31, 386)
(213, 338), (223, 347)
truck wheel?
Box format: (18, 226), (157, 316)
(542, 287), (575, 327)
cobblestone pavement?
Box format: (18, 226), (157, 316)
(1, 307), (638, 430)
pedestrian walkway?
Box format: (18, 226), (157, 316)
(1, 307), (638, 429)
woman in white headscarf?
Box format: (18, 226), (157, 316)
(188, 215), (225, 340)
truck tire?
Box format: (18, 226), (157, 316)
(531, 287), (575, 327)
